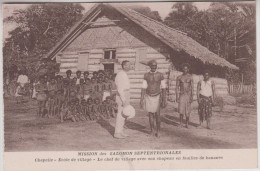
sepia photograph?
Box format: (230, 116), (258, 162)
(2, 1), (257, 167)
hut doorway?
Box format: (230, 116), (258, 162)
(103, 63), (114, 73)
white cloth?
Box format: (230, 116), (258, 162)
(102, 91), (111, 101)
(76, 78), (80, 85)
(17, 75), (29, 87)
(199, 79), (213, 97)
(115, 70), (130, 102)
(144, 94), (160, 113)
(83, 95), (90, 101)
(114, 90), (130, 135)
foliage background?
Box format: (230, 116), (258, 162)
(3, 2), (256, 84)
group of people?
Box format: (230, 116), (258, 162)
(13, 59), (216, 139)
(113, 59), (216, 139)
(33, 69), (118, 123)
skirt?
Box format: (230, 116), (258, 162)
(144, 94), (161, 113)
(198, 94), (213, 122)
(178, 94), (191, 117)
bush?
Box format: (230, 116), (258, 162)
(235, 93), (256, 105)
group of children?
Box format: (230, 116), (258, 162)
(34, 69), (118, 123)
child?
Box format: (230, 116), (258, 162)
(90, 77), (99, 100)
(107, 96), (117, 118)
(110, 73), (117, 101)
(96, 76), (104, 101)
(63, 79), (71, 105)
(56, 75), (64, 92)
(32, 78), (39, 99)
(47, 76), (57, 117)
(86, 98), (95, 120)
(74, 98), (86, 121)
(92, 98), (102, 120)
(80, 99), (89, 121)
(56, 89), (65, 116)
(35, 76), (48, 117)
(83, 71), (89, 82)
(70, 77), (80, 101)
(101, 99), (110, 119)
(92, 71), (98, 79)
(102, 76), (112, 101)
(81, 78), (92, 101)
(60, 100), (77, 123)
(64, 70), (73, 83)
(75, 71), (84, 91)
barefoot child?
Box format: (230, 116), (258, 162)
(86, 98), (95, 120)
(47, 76), (57, 117)
(92, 98), (102, 120)
(102, 76), (112, 101)
(35, 76), (48, 117)
(60, 100), (77, 123)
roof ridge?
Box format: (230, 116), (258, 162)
(117, 4), (187, 36)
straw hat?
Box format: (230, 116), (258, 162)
(122, 105), (136, 119)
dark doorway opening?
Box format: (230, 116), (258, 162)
(103, 63), (114, 73)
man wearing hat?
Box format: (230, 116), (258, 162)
(140, 60), (167, 137)
(114, 60), (133, 139)
(176, 63), (193, 128)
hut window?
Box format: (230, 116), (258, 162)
(104, 49), (116, 59)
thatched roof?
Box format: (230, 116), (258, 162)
(46, 3), (238, 70)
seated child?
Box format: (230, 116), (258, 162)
(107, 96), (117, 118)
(92, 98), (102, 120)
(86, 98), (95, 120)
(60, 100), (77, 123)
(74, 98), (86, 121)
(80, 99), (89, 121)
(35, 76), (48, 117)
(101, 100), (110, 119)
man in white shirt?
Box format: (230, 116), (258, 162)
(114, 60), (132, 139)
(15, 70), (29, 97)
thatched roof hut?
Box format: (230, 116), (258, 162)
(45, 3), (237, 100)
(47, 3), (238, 70)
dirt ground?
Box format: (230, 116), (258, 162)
(4, 97), (257, 152)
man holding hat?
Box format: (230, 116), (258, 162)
(140, 60), (167, 137)
(114, 60), (133, 139)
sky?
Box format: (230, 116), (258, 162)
(2, 1), (254, 39)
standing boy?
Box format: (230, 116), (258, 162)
(176, 63), (193, 128)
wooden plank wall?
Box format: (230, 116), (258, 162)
(58, 47), (171, 101)
(168, 71), (229, 102)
